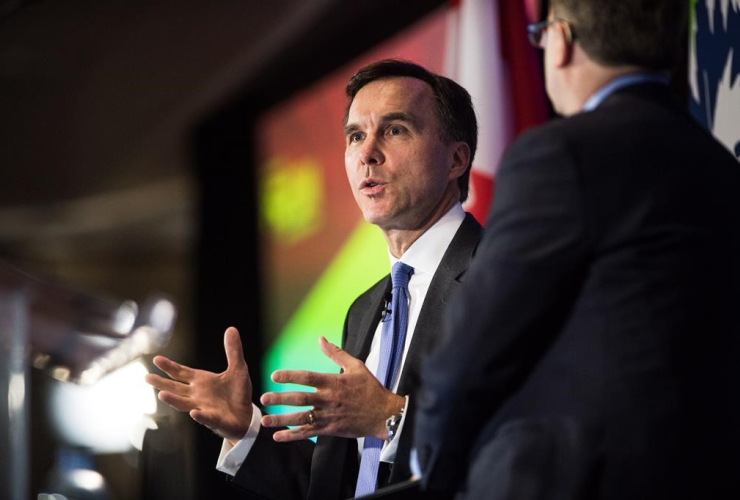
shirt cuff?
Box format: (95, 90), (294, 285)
(380, 395), (410, 463)
(215, 404), (262, 476)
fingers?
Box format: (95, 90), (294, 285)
(189, 408), (211, 427)
(152, 356), (196, 382)
(272, 424), (318, 442)
(145, 373), (190, 396)
(319, 336), (362, 371)
(190, 408), (222, 431)
(271, 369), (332, 388)
(224, 327), (248, 371)
(261, 409), (317, 428)
(157, 390), (196, 413)
(260, 390), (319, 407)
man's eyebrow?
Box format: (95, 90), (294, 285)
(381, 112), (420, 129)
(344, 123), (361, 136)
(344, 112), (421, 136)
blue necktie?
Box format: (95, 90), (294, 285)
(354, 261), (414, 497)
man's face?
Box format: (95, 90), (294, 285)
(344, 77), (459, 232)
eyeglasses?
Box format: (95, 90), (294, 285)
(527, 19), (576, 49)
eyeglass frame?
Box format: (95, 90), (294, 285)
(527, 18), (576, 49)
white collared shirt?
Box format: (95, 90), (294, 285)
(217, 203), (466, 475)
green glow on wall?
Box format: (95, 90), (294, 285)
(262, 221), (388, 416)
(261, 157), (324, 243)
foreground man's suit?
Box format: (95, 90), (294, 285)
(416, 83), (740, 499)
(230, 214), (481, 500)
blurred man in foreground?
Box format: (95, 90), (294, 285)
(147, 59), (481, 499)
(415, 1), (740, 498)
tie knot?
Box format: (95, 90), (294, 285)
(391, 261), (414, 289)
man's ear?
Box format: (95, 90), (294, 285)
(448, 142), (471, 181)
(551, 22), (574, 68)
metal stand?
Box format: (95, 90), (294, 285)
(0, 259), (176, 499)
(0, 290), (29, 500)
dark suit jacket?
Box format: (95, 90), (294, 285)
(230, 213), (481, 500)
(415, 83), (740, 500)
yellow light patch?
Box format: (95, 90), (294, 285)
(261, 157), (324, 244)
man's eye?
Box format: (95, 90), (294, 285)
(350, 132), (363, 142)
(388, 127), (403, 136)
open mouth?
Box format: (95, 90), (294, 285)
(360, 178), (384, 190)
(360, 179), (385, 195)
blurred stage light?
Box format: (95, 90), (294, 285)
(48, 361), (157, 454)
(67, 469), (105, 491)
(150, 299), (176, 333)
(41, 447), (113, 500)
(8, 372), (25, 413)
(112, 300), (138, 335)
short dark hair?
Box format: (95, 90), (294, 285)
(344, 59), (478, 202)
(550, 0), (689, 71)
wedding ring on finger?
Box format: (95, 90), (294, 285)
(307, 409), (317, 426)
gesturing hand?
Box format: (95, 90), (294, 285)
(260, 336), (405, 443)
(145, 327), (253, 445)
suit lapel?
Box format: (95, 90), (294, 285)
(344, 277), (391, 360)
(346, 213), (481, 372)
(397, 213), (482, 396)
(390, 213), (481, 484)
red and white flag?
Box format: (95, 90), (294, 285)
(446, 0), (548, 225)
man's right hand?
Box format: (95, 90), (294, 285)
(145, 326), (253, 445)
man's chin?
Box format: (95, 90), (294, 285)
(361, 208), (390, 226)
(363, 214), (386, 227)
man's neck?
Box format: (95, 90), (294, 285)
(383, 198), (459, 258)
(560, 49), (646, 115)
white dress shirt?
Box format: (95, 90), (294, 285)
(217, 203), (466, 476)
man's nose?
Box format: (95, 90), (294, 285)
(359, 136), (385, 166)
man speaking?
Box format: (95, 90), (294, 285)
(147, 60), (481, 499)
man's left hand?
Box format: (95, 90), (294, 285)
(260, 336), (405, 442)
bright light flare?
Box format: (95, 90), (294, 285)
(49, 361), (157, 453)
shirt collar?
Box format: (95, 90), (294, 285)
(388, 203), (466, 276)
(582, 72), (669, 112)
